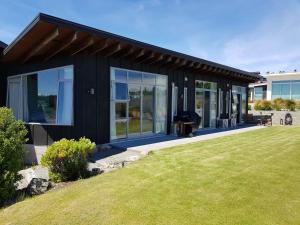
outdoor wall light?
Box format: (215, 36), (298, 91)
(88, 88), (95, 95)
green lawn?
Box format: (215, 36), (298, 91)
(1, 127), (300, 225)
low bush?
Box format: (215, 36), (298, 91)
(285, 99), (296, 111)
(272, 98), (296, 111)
(248, 104), (252, 110)
(272, 98), (285, 111)
(0, 107), (27, 206)
(296, 101), (300, 110)
(41, 138), (96, 182)
(254, 100), (273, 111)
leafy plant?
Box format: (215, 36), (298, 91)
(272, 98), (285, 111)
(285, 99), (296, 111)
(0, 107), (27, 206)
(296, 101), (300, 110)
(41, 138), (96, 182)
(248, 104), (252, 110)
(272, 98), (296, 111)
(254, 100), (272, 111)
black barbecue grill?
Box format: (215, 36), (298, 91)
(174, 111), (202, 136)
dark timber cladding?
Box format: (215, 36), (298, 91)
(0, 13), (261, 145)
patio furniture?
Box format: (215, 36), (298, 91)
(174, 111), (201, 136)
(258, 115), (272, 126)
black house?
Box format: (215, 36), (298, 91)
(0, 13), (260, 146)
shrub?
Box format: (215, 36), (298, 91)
(254, 100), (272, 111)
(272, 98), (285, 111)
(41, 138), (96, 182)
(0, 107), (27, 206)
(272, 98), (296, 111)
(248, 104), (252, 110)
(285, 99), (296, 111)
(254, 100), (262, 110)
(296, 101), (300, 110)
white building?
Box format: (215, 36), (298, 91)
(249, 71), (300, 102)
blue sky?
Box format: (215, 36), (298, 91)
(1, 0), (300, 74)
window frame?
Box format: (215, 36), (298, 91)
(272, 80), (300, 100)
(6, 65), (74, 126)
(110, 67), (168, 141)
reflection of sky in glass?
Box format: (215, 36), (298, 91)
(38, 70), (59, 96)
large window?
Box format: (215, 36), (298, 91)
(232, 85), (247, 123)
(272, 80), (300, 100)
(110, 68), (168, 140)
(195, 80), (217, 128)
(254, 87), (263, 101)
(7, 66), (74, 125)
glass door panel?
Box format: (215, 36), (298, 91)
(155, 86), (167, 133)
(115, 121), (127, 139)
(195, 90), (203, 128)
(8, 77), (22, 120)
(128, 84), (141, 135)
(203, 91), (210, 128)
(210, 92), (217, 127)
(142, 85), (154, 133)
(115, 102), (127, 139)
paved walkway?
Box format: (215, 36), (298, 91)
(90, 125), (266, 172)
(128, 125), (266, 155)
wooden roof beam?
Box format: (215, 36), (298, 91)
(71, 37), (94, 55)
(172, 59), (187, 70)
(158, 55), (172, 67)
(147, 54), (164, 65)
(163, 57), (180, 68)
(44, 32), (78, 62)
(136, 52), (155, 64)
(115, 45), (135, 58)
(126, 49), (145, 60)
(90, 39), (109, 55)
(103, 43), (122, 56)
(23, 28), (59, 63)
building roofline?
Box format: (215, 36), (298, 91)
(0, 40), (7, 49)
(3, 13), (261, 81)
(263, 72), (300, 77)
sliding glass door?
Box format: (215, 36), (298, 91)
(7, 77), (22, 120)
(110, 68), (168, 140)
(142, 85), (154, 133)
(195, 80), (217, 129)
(128, 84), (141, 135)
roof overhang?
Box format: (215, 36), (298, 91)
(1, 13), (261, 82)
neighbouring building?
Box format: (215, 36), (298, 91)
(249, 71), (300, 102)
(0, 13), (260, 146)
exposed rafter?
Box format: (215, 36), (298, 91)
(135, 52), (155, 64)
(125, 48), (145, 61)
(161, 56), (177, 68)
(172, 59), (187, 70)
(99, 43), (122, 57)
(44, 32), (78, 61)
(90, 39), (108, 55)
(147, 54), (164, 65)
(71, 37), (94, 55)
(23, 28), (59, 63)
(157, 55), (172, 67)
(114, 45), (135, 58)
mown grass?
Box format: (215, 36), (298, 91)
(1, 126), (300, 225)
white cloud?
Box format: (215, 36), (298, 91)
(221, 0), (300, 73)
